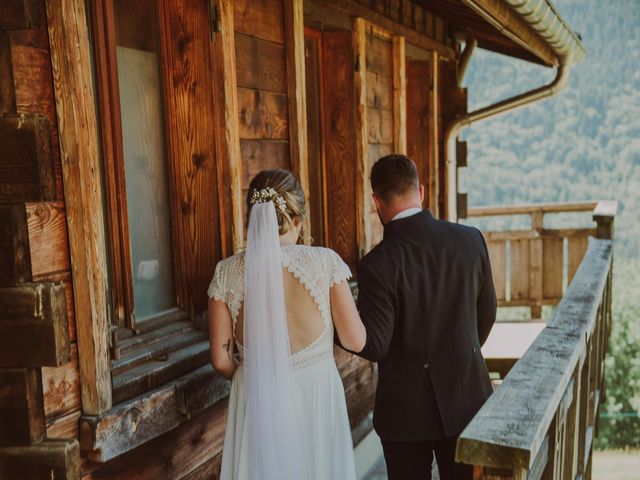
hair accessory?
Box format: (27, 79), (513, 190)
(250, 187), (287, 213)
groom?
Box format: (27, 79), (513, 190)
(355, 154), (497, 480)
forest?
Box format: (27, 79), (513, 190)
(462, 0), (640, 448)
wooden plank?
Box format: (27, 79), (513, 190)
(457, 192), (468, 220)
(0, 0), (42, 30)
(233, 0), (285, 45)
(322, 29), (358, 267)
(235, 33), (286, 93)
(367, 106), (393, 144)
(406, 60), (430, 195)
(81, 401), (226, 479)
(0, 283), (70, 367)
(568, 236), (589, 285)
(26, 201), (70, 278)
(0, 32), (16, 115)
(237, 87), (289, 140)
(0, 368), (45, 446)
(211, 0), (243, 254)
(46, 0), (112, 415)
(366, 71), (392, 109)
(80, 365), (229, 462)
(161, 0), (223, 317)
(42, 343), (80, 422)
(240, 139), (290, 188)
(456, 240), (612, 471)
(510, 239), (531, 301)
(0, 114), (55, 202)
(284, 0), (311, 244)
(0, 204), (31, 285)
(427, 52), (439, 214)
(46, 409), (80, 440)
(487, 240), (507, 301)
(365, 32), (392, 76)
(543, 237), (564, 300)
(468, 202), (598, 218)
(0, 439), (79, 480)
(392, 36), (406, 154)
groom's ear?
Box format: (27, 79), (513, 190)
(372, 192), (382, 211)
(419, 184), (425, 204)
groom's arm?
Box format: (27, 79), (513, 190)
(475, 229), (497, 346)
(355, 261), (395, 362)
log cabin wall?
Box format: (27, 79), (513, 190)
(0, 0), (461, 478)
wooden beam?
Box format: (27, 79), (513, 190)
(427, 51), (439, 215)
(211, 0), (243, 255)
(0, 439), (80, 480)
(0, 204), (31, 285)
(593, 200), (617, 240)
(80, 365), (229, 462)
(392, 35), (406, 154)
(284, 0), (312, 244)
(0, 114), (55, 203)
(0, 0), (42, 30)
(353, 18), (371, 256)
(45, 0), (112, 415)
(0, 283), (70, 367)
(0, 32), (16, 115)
(322, 0), (456, 60)
(0, 368), (45, 446)
(468, 201), (599, 217)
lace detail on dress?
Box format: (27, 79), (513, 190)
(208, 245), (351, 369)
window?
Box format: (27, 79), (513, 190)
(90, 0), (223, 404)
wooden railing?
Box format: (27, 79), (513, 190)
(456, 202), (617, 480)
(467, 201), (616, 319)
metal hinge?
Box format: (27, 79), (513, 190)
(209, 1), (221, 39)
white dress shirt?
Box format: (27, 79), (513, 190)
(391, 207), (423, 222)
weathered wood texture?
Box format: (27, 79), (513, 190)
(0, 203), (31, 285)
(457, 238), (613, 478)
(161, 0), (222, 317)
(26, 201), (70, 278)
(0, 439), (80, 480)
(284, 0), (311, 244)
(46, 0), (112, 415)
(80, 365), (230, 463)
(0, 0), (42, 30)
(322, 30), (359, 268)
(0, 114), (55, 202)
(0, 368), (45, 446)
(468, 202), (608, 318)
(321, 0), (456, 58)
(0, 283), (70, 367)
(235, 0), (291, 219)
(0, 31), (16, 114)
(211, 0), (243, 255)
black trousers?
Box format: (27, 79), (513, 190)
(381, 437), (474, 480)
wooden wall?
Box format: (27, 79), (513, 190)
(0, 0), (458, 478)
(235, 0), (291, 209)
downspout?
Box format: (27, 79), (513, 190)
(445, 64), (570, 221)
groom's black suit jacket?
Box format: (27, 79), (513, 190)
(356, 210), (497, 441)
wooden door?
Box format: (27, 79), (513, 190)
(407, 59), (431, 208)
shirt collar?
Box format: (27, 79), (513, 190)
(391, 207), (423, 222)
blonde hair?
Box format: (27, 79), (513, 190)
(247, 169), (307, 236)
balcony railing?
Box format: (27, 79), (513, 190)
(456, 201), (617, 479)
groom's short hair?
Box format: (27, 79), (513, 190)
(371, 154), (419, 201)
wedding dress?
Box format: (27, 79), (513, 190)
(208, 239), (357, 480)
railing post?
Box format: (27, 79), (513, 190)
(530, 210), (544, 319)
(592, 201), (617, 240)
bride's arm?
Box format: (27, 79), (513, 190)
(330, 281), (366, 353)
(208, 298), (237, 379)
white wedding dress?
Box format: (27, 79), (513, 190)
(208, 244), (357, 480)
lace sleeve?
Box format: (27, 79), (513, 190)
(326, 249), (352, 287)
(207, 261), (226, 301)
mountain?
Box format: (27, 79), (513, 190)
(461, 0), (640, 259)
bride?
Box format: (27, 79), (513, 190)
(208, 169), (366, 480)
